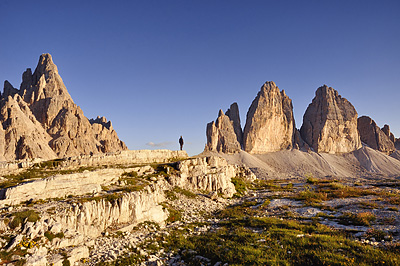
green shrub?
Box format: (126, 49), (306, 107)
(306, 173), (318, 184)
(231, 177), (247, 197)
(9, 210), (40, 229)
(294, 186), (327, 203)
(44, 231), (64, 242)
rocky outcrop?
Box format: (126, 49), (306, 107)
(0, 149), (188, 175)
(225, 103), (243, 145)
(90, 116), (127, 153)
(205, 109), (242, 153)
(357, 116), (395, 155)
(381, 124), (395, 143)
(171, 156), (238, 197)
(0, 93), (57, 161)
(0, 53), (127, 161)
(300, 85), (361, 154)
(56, 183), (168, 238)
(243, 81), (295, 153)
(61, 149), (188, 168)
(0, 168), (125, 206)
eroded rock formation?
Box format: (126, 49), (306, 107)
(225, 103), (243, 145)
(0, 54), (127, 160)
(205, 108), (242, 153)
(243, 81), (295, 153)
(357, 116), (395, 155)
(300, 85), (361, 154)
(381, 124), (395, 143)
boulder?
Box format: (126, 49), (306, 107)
(243, 81), (295, 153)
(300, 85), (361, 154)
(172, 156), (238, 197)
(357, 116), (395, 155)
(205, 108), (242, 153)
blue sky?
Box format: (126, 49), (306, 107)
(1, 0), (399, 156)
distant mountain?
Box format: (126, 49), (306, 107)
(0, 54), (127, 161)
(205, 81), (399, 159)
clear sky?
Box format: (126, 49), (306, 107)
(1, 0), (399, 156)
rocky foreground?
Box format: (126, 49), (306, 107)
(0, 149), (398, 265)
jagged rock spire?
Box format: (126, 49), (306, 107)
(243, 81), (295, 153)
(300, 85), (361, 154)
(225, 102), (243, 147)
(205, 106), (242, 153)
(0, 53), (127, 161)
(358, 116), (395, 155)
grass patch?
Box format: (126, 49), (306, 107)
(173, 187), (197, 198)
(251, 179), (295, 192)
(0, 165), (105, 189)
(231, 177), (248, 197)
(293, 186), (328, 204)
(117, 174), (149, 193)
(161, 202), (182, 223)
(9, 210), (40, 229)
(338, 212), (376, 226)
(161, 215), (400, 266)
(44, 230), (64, 242)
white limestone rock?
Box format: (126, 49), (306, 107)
(300, 85), (361, 154)
(243, 81), (295, 153)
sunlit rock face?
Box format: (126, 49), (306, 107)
(205, 107), (242, 153)
(243, 81), (295, 154)
(0, 54), (127, 160)
(300, 85), (361, 154)
(358, 116), (395, 155)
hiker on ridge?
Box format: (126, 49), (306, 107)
(179, 136), (184, 151)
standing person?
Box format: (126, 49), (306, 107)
(179, 136), (184, 151)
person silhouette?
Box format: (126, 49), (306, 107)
(179, 136), (184, 151)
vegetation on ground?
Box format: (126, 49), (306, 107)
(159, 202), (400, 266)
(9, 210), (40, 229)
(161, 202), (182, 223)
(44, 230), (65, 242)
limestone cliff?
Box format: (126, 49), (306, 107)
(0, 54), (127, 160)
(357, 116), (395, 155)
(225, 103), (243, 145)
(243, 81), (295, 153)
(300, 85), (361, 154)
(205, 107), (242, 153)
